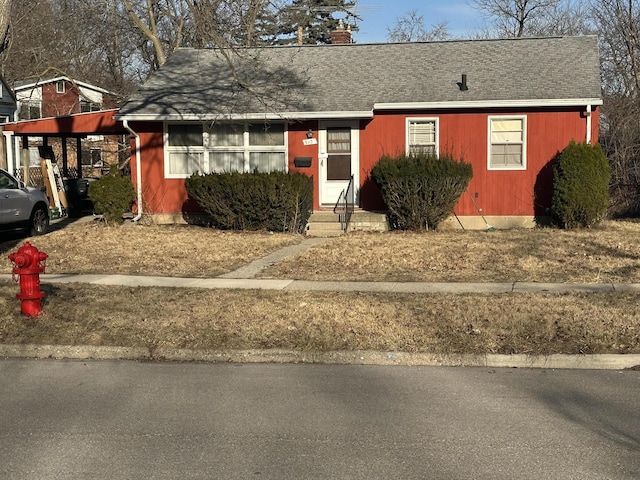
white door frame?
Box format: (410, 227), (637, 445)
(318, 120), (359, 207)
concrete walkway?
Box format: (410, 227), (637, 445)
(2, 272), (640, 294)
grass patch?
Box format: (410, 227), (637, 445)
(1, 283), (638, 355)
(2, 219), (640, 356)
(263, 221), (640, 283)
(0, 222), (301, 278)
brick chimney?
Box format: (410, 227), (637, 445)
(330, 20), (352, 45)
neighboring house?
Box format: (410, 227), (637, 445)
(116, 35), (602, 228)
(0, 75), (17, 172)
(13, 76), (117, 120)
(11, 76), (122, 175)
(0, 74), (17, 123)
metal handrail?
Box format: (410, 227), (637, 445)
(333, 174), (354, 232)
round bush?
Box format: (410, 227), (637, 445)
(88, 165), (136, 224)
(370, 152), (472, 230)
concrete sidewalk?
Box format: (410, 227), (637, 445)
(2, 272), (640, 294)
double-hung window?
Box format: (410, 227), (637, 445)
(407, 118), (438, 155)
(209, 123), (286, 173)
(488, 116), (526, 170)
(166, 124), (206, 176)
(166, 122), (287, 177)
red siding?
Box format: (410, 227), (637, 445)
(358, 108), (598, 216)
(42, 81), (81, 117)
(129, 107), (599, 218)
(288, 121), (320, 208)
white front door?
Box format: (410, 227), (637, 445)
(318, 121), (359, 207)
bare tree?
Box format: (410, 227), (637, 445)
(386, 9), (450, 42)
(592, 0), (640, 215)
(0, 0), (12, 52)
(471, 0), (561, 37)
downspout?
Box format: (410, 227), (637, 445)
(122, 119), (143, 222)
(2, 130), (14, 174)
(585, 104), (592, 144)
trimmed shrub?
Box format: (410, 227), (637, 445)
(370, 152), (472, 230)
(551, 141), (610, 228)
(185, 171), (313, 233)
(88, 165), (136, 224)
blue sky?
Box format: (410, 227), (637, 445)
(346, 1), (483, 43)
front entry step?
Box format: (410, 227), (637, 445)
(306, 212), (344, 237)
(305, 211), (389, 237)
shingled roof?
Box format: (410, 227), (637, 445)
(117, 36), (602, 121)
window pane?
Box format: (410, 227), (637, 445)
(328, 129), (350, 153)
(410, 121), (435, 144)
(492, 119), (523, 132)
(491, 144), (522, 167)
(168, 152), (204, 175)
(249, 152), (286, 172)
(210, 152), (244, 173)
(210, 123), (243, 146)
(492, 130), (522, 143)
(168, 124), (203, 147)
(249, 124), (284, 146)
(409, 145), (436, 156)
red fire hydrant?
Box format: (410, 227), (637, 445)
(8, 242), (48, 317)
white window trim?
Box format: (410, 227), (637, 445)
(406, 117), (439, 156)
(487, 115), (527, 171)
(163, 122), (289, 179)
(56, 81), (65, 94)
(164, 122), (207, 179)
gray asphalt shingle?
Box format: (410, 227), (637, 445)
(118, 36), (601, 119)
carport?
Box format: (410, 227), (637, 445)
(0, 109), (129, 181)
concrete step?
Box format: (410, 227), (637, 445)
(305, 211), (389, 236)
(306, 221), (344, 237)
(308, 212), (341, 223)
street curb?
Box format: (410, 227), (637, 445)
(1, 344), (639, 370)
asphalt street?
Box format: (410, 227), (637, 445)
(0, 359), (638, 479)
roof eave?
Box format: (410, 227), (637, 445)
(374, 98), (604, 110)
(115, 111), (375, 122)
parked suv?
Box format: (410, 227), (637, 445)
(0, 168), (50, 236)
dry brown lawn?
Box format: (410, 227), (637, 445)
(0, 220), (301, 278)
(263, 220), (640, 283)
(2, 218), (640, 283)
(1, 218), (640, 356)
(1, 284), (638, 356)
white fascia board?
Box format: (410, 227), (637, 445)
(115, 111), (374, 122)
(374, 98), (604, 110)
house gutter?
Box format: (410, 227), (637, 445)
(122, 119), (143, 222)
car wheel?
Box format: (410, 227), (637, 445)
(29, 206), (50, 236)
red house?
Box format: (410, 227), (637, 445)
(116, 36), (602, 229)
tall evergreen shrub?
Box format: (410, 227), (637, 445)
(185, 171), (313, 232)
(370, 153), (472, 230)
(551, 141), (610, 228)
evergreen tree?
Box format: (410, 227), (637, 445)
(273, 0), (358, 45)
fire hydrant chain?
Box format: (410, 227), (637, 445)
(7, 242), (48, 317)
